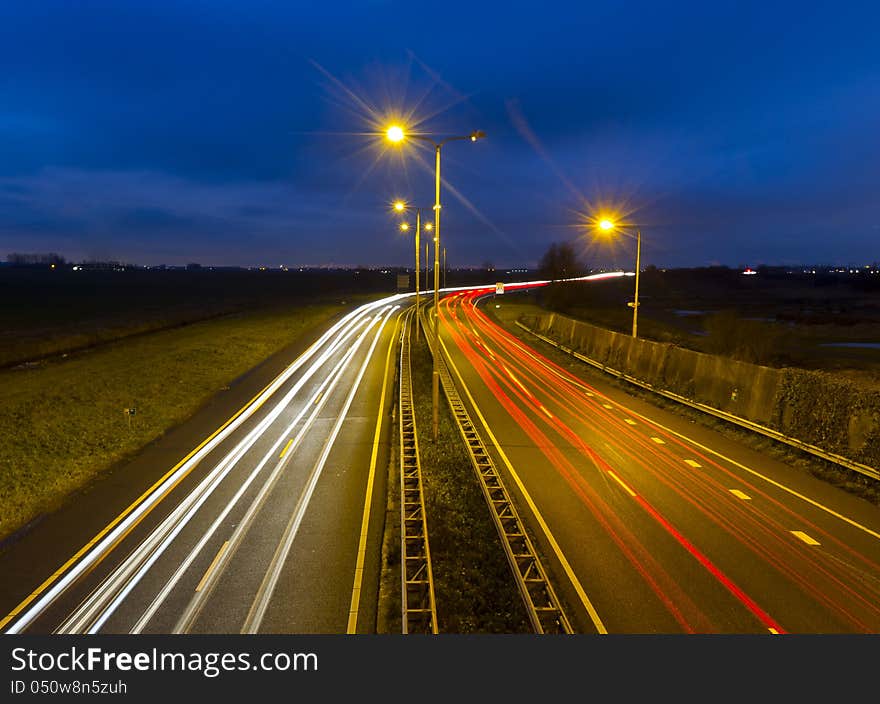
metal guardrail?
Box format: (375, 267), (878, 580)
(421, 306), (573, 633)
(399, 308), (438, 634)
(515, 320), (880, 483)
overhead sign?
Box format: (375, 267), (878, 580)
(495, 282), (504, 295)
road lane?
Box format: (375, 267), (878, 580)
(2, 295), (406, 634)
(438, 287), (880, 633)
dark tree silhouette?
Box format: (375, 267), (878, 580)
(538, 241), (582, 281)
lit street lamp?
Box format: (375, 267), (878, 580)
(386, 124), (486, 440)
(392, 200), (431, 340)
(596, 219), (642, 339)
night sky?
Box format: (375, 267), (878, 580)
(1, 1), (878, 270)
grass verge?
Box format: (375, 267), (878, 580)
(0, 301), (353, 542)
(386, 327), (531, 633)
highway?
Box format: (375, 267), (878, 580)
(437, 286), (880, 633)
(4, 278), (880, 635)
(0, 294), (408, 634)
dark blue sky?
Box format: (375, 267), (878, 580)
(1, 1), (878, 269)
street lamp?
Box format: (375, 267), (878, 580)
(386, 125), (486, 440)
(392, 200), (430, 339)
(595, 219), (642, 339)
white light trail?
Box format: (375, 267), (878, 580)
(57, 313), (377, 634)
(240, 305), (398, 634)
(5, 294), (404, 634)
(169, 309), (392, 634)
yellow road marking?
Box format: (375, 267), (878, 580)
(768, 628), (779, 634)
(730, 489), (752, 501)
(607, 470), (637, 497)
(314, 392), (323, 405)
(602, 404), (613, 410)
(651, 437), (666, 444)
(684, 459), (702, 468)
(627, 414), (880, 543)
(624, 418), (637, 425)
(501, 328), (880, 543)
(440, 335), (608, 634)
(279, 438), (294, 459)
(347, 314), (400, 633)
(195, 541), (229, 592)
(791, 531), (821, 546)
(0, 355), (289, 631)
(539, 405), (553, 419)
(506, 368), (530, 396)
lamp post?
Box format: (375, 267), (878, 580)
(393, 201), (432, 339)
(598, 219), (642, 339)
(386, 125), (485, 440)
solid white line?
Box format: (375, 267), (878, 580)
(76, 316), (375, 635)
(241, 306), (397, 634)
(9, 298), (393, 635)
(511, 318), (880, 542)
(439, 335), (608, 634)
(168, 313), (383, 634)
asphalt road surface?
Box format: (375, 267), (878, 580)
(0, 294), (408, 634)
(4, 278), (880, 636)
(437, 286), (880, 634)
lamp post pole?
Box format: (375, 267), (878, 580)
(431, 143), (442, 439)
(385, 126), (485, 441)
(598, 218), (642, 340)
(632, 229), (641, 339)
(414, 208), (421, 338)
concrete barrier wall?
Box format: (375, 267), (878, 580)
(522, 312), (880, 470)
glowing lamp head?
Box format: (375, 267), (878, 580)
(386, 125), (405, 143)
(424, 222), (433, 231)
(400, 222), (410, 232)
(393, 201), (406, 212)
(599, 219), (615, 231)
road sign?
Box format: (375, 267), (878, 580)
(397, 274), (410, 292)
(495, 282), (504, 295)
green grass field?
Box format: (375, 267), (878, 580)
(0, 301), (356, 542)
